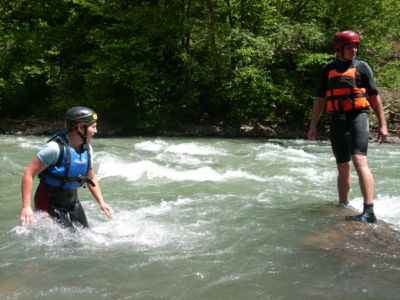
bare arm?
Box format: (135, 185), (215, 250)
(369, 94), (388, 144)
(21, 156), (48, 225)
(87, 169), (114, 219)
(307, 97), (326, 140)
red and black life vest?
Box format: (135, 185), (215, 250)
(325, 61), (370, 112)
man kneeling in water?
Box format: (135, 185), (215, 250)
(20, 106), (114, 228)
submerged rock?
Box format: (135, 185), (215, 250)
(303, 204), (400, 265)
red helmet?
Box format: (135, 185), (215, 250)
(333, 31), (360, 51)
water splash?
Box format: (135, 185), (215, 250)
(349, 195), (400, 230)
(11, 198), (206, 251)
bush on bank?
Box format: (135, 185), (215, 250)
(0, 0), (399, 133)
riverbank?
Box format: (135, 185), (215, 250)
(0, 117), (307, 138)
(1, 117), (399, 143)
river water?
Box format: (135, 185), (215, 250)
(1, 135), (399, 299)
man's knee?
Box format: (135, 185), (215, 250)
(337, 161), (351, 174)
(351, 154), (368, 169)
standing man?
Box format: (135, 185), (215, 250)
(20, 106), (114, 228)
(308, 31), (388, 223)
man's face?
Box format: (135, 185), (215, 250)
(85, 122), (97, 143)
(341, 42), (358, 61)
(77, 122), (97, 143)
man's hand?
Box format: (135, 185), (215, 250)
(377, 125), (389, 144)
(20, 206), (34, 225)
(101, 203), (115, 219)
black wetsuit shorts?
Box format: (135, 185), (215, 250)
(330, 110), (370, 164)
(35, 183), (89, 228)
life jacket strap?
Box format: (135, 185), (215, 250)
(40, 171), (96, 188)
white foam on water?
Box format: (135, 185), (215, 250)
(11, 212), (80, 249)
(84, 198), (199, 248)
(0, 136), (16, 144)
(284, 147), (316, 159)
(155, 153), (208, 166)
(85, 212), (174, 248)
(256, 192), (272, 203)
(164, 142), (227, 156)
(11, 198), (203, 250)
(256, 145), (318, 164)
(286, 156), (313, 163)
(253, 142), (283, 151)
(386, 151), (400, 157)
(134, 139), (227, 156)
(14, 137), (44, 150)
(96, 156), (267, 182)
(349, 195), (400, 230)
(289, 167), (336, 184)
(19, 142), (41, 150)
(134, 139), (169, 152)
(269, 175), (300, 184)
(1, 154), (24, 173)
(0, 136), (42, 149)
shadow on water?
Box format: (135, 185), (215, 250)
(302, 203), (400, 267)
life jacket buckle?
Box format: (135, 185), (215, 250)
(76, 175), (95, 188)
(76, 175), (86, 188)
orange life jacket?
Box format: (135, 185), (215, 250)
(325, 61), (370, 112)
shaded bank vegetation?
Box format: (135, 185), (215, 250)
(0, 0), (399, 135)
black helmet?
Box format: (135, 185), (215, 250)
(65, 106), (98, 130)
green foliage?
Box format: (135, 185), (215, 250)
(0, 0), (399, 131)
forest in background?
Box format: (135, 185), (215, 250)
(0, 0), (399, 135)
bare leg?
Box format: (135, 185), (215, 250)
(352, 154), (374, 204)
(337, 162), (352, 204)
(345, 154), (376, 223)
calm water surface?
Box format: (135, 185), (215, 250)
(1, 135), (399, 299)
